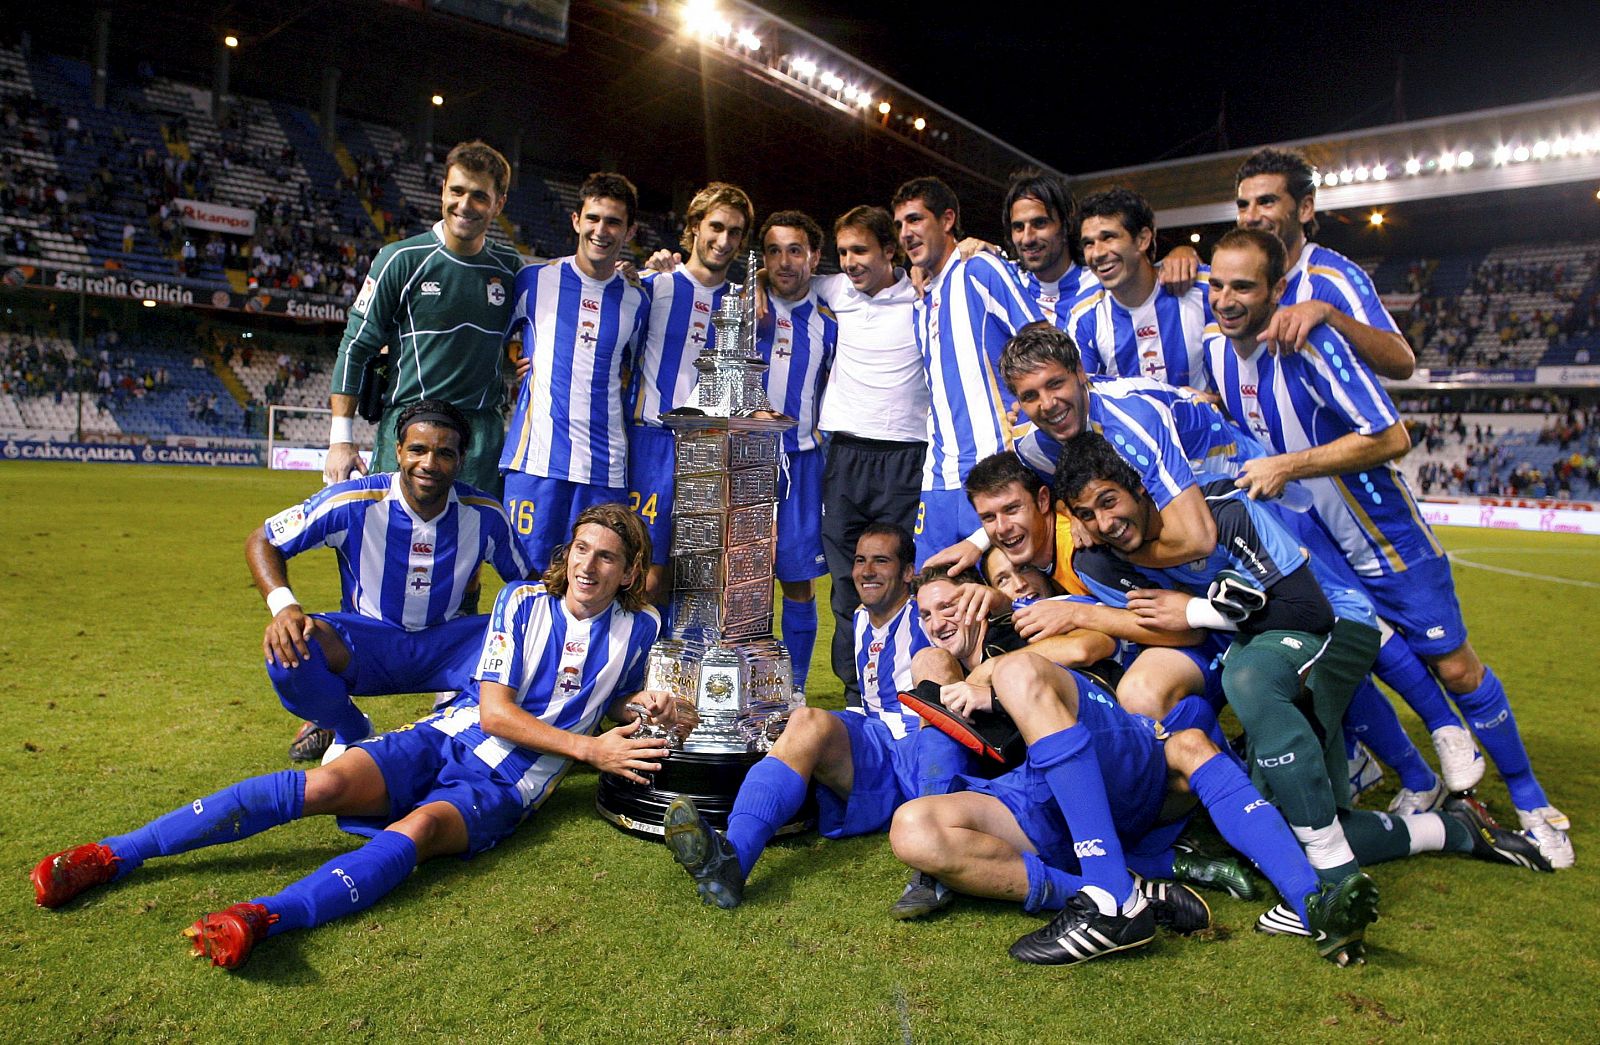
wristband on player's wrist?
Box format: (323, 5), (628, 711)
(1183, 596), (1239, 632)
(329, 415), (355, 446)
(266, 586), (300, 616)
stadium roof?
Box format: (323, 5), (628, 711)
(1072, 92), (1600, 230)
(19, 0), (1055, 239)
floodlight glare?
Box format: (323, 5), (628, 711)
(1440, 152), (1456, 170)
(878, 101), (891, 115)
(1310, 171), (1322, 187)
(431, 94), (444, 106)
(1533, 140), (1550, 159)
(1355, 165), (1370, 182)
(223, 34), (239, 49)
(1404, 157), (1422, 175)
(1512, 145), (1529, 162)
(1189, 232), (1201, 243)
(913, 117), (926, 131)
(1372, 164), (1388, 181)
(1494, 144), (1512, 165)
(1369, 212), (1384, 227)
(1458, 150), (1474, 167)
(793, 57), (816, 77)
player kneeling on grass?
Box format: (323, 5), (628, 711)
(248, 398), (531, 764)
(32, 505), (671, 970)
(662, 525), (974, 913)
(890, 571), (1380, 967)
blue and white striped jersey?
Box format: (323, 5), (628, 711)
(851, 598), (931, 740)
(264, 473), (529, 630)
(1284, 244), (1399, 334)
(1067, 278), (1213, 391)
(501, 257), (648, 486)
(443, 582), (660, 809)
(915, 251), (1045, 490)
(1015, 378), (1198, 511)
(757, 290), (836, 453)
(1203, 323), (1441, 577)
(629, 265), (730, 427)
(1020, 264), (1098, 330)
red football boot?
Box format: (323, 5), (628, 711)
(184, 902), (280, 970)
(32, 844), (121, 908)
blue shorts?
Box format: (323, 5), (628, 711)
(815, 711), (921, 839)
(1149, 632), (1232, 713)
(626, 424), (676, 565)
(502, 472), (628, 574)
(954, 672), (1169, 868)
(776, 448), (827, 582)
(913, 488), (983, 571)
(1359, 554), (1468, 656)
(343, 712), (527, 856)
(317, 612), (487, 695)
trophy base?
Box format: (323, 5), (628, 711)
(594, 748), (816, 842)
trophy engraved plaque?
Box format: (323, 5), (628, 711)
(597, 252), (815, 839)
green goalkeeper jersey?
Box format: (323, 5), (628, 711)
(331, 220), (525, 411)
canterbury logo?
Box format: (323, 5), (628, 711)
(1074, 838), (1108, 858)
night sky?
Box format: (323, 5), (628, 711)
(762, 0), (1600, 174)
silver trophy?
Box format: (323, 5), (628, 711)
(596, 252), (813, 839)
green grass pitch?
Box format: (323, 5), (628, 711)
(2, 462), (1597, 1042)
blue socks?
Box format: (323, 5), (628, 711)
(1376, 634), (1460, 734)
(265, 639), (372, 744)
(259, 830), (418, 936)
(781, 597), (818, 693)
(1454, 667), (1547, 810)
(725, 757), (808, 878)
(1346, 680), (1438, 793)
(102, 770), (306, 877)
(1022, 850), (1083, 914)
(1029, 725), (1133, 905)
(1191, 753), (1318, 924)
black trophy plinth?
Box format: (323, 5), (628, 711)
(595, 751), (816, 841)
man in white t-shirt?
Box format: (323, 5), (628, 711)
(813, 205), (931, 703)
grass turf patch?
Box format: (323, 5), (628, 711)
(2, 462), (1598, 1041)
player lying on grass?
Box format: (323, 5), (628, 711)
(1054, 432), (1554, 937)
(891, 570), (1382, 967)
(248, 398), (530, 763)
(660, 525), (974, 915)
(32, 505), (672, 970)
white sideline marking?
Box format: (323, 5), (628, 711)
(1448, 552), (1600, 589)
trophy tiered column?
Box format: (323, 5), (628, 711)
(596, 253), (815, 840)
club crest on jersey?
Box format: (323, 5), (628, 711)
(266, 504), (307, 541)
(353, 276), (377, 313)
(557, 665), (582, 695)
(487, 277), (505, 306)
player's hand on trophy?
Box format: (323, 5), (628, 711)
(630, 689), (680, 730)
(587, 719), (672, 783)
(924, 539), (982, 576)
(952, 581), (1003, 625)
(941, 680), (993, 716)
(1260, 300), (1332, 354)
(1156, 245), (1201, 296)
(323, 441), (367, 485)
(645, 248), (680, 274)
(262, 605), (316, 668)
